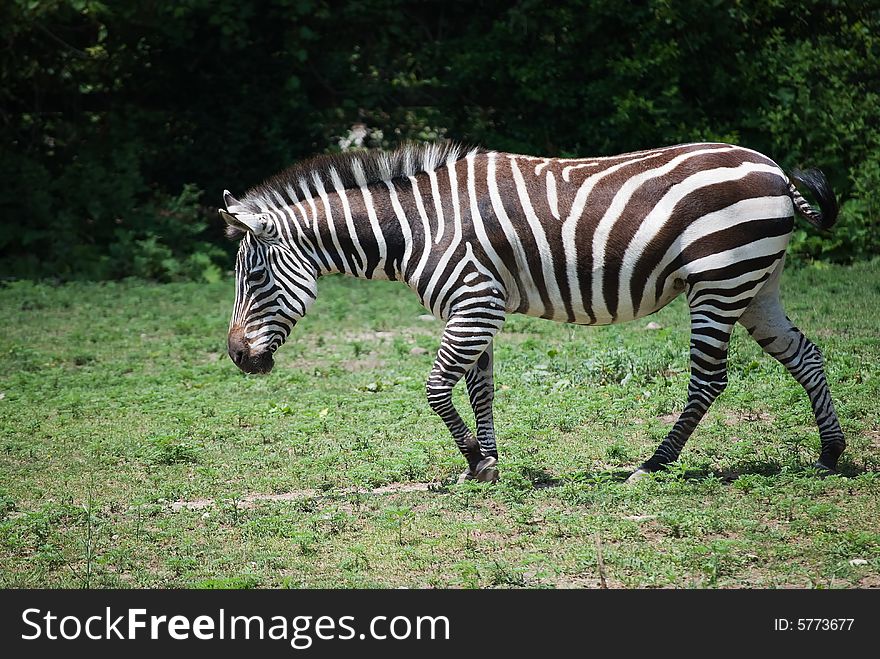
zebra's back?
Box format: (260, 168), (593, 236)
(459, 143), (794, 325)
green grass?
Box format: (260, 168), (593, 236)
(1, 261), (879, 588)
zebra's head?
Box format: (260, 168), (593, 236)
(220, 190), (318, 375)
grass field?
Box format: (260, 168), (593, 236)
(1, 261), (879, 588)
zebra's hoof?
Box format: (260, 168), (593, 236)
(625, 468), (651, 485)
(474, 456), (499, 483)
(457, 457), (499, 484)
(814, 461), (838, 476)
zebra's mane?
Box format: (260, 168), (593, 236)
(241, 141), (483, 212)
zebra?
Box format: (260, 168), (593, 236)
(219, 141), (845, 484)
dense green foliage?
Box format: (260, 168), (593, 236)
(1, 262), (879, 587)
(2, 0), (878, 280)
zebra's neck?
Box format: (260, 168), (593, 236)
(281, 177), (412, 282)
(268, 165), (461, 289)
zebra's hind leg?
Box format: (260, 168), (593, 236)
(738, 282), (845, 472)
(426, 311), (503, 484)
(627, 299), (739, 483)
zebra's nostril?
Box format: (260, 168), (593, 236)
(230, 348), (245, 365)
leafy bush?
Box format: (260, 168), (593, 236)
(107, 185), (225, 282)
(1, 0), (877, 280)
(790, 156), (880, 261)
(0, 140), (225, 282)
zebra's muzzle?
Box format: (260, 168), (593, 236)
(231, 350), (274, 375)
(228, 327), (275, 374)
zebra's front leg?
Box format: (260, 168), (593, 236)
(426, 312), (503, 483)
(460, 341), (499, 482)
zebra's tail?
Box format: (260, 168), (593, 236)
(788, 168), (839, 231)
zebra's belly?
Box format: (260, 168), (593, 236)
(511, 266), (685, 326)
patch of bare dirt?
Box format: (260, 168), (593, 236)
(339, 328), (442, 343)
(341, 356), (385, 372)
(339, 330), (397, 342)
(169, 481), (440, 512)
(859, 574), (880, 588)
(550, 574), (624, 589)
(723, 410), (774, 426)
(468, 529), (507, 544)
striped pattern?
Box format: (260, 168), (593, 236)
(221, 141), (845, 480)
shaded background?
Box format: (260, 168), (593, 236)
(2, 0), (878, 281)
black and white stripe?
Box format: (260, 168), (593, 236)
(221, 141), (845, 481)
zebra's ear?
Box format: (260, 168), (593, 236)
(223, 189), (243, 211)
(220, 189), (267, 236)
(219, 208), (267, 236)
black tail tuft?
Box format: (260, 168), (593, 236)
(789, 168), (839, 231)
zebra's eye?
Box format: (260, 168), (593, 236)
(246, 269), (266, 284)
